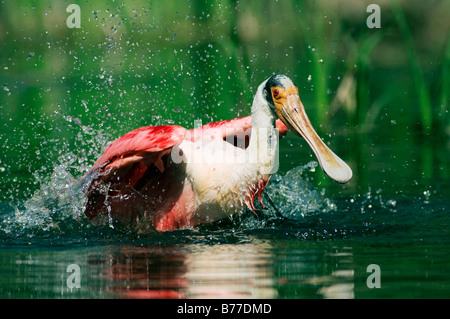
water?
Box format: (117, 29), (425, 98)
(0, 0), (449, 299)
(0, 141), (448, 298)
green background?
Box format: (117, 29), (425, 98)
(0, 0), (449, 299)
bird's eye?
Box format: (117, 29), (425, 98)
(273, 89), (279, 97)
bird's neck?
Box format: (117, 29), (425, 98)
(246, 103), (279, 177)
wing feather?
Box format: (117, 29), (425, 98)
(83, 116), (288, 230)
(187, 116), (288, 149)
(84, 125), (187, 225)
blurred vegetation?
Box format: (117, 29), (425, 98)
(0, 0), (448, 205)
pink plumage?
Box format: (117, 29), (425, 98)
(82, 74), (352, 231)
(83, 116), (287, 231)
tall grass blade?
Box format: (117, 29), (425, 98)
(391, 0), (432, 134)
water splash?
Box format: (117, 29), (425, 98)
(0, 115), (111, 241)
(0, 152), (92, 239)
(0, 154), (339, 239)
(265, 161), (336, 219)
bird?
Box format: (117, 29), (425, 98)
(82, 74), (352, 232)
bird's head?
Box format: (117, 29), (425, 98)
(258, 74), (352, 184)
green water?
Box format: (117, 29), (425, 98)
(0, 0), (449, 299)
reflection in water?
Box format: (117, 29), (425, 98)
(274, 245), (355, 299)
(85, 241), (355, 299)
(92, 241), (278, 299)
(317, 251), (355, 299)
(0, 238), (359, 299)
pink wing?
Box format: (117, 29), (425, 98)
(84, 125), (188, 229)
(187, 116), (288, 148)
(83, 116), (289, 231)
(92, 125), (186, 172)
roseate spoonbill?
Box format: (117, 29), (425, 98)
(83, 75), (352, 231)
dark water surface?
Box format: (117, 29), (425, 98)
(0, 140), (448, 299)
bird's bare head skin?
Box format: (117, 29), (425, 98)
(262, 74), (352, 184)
